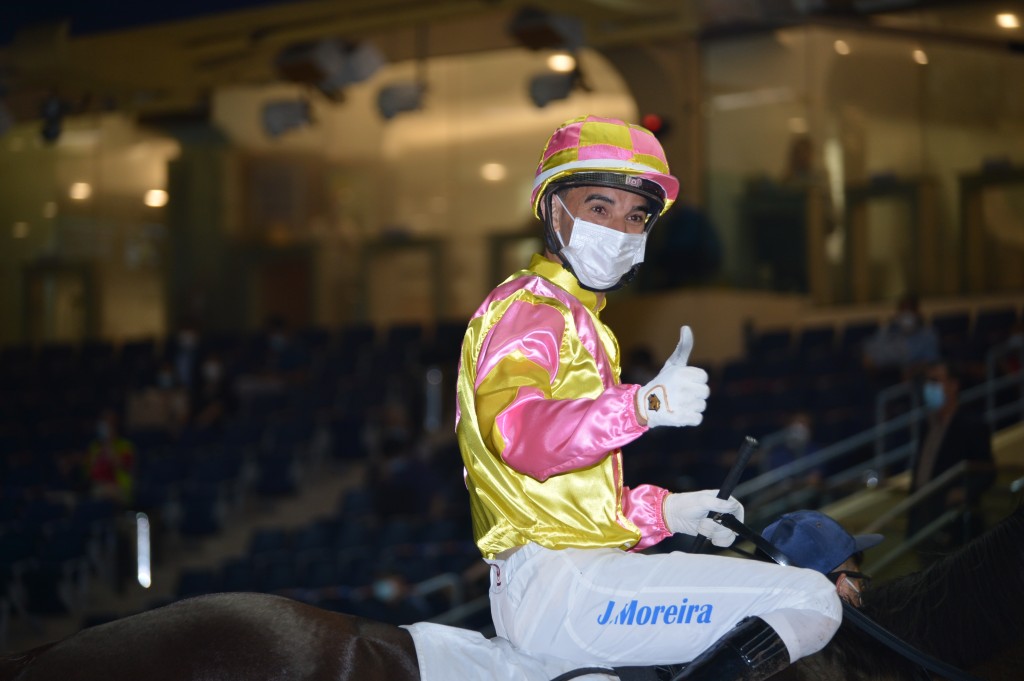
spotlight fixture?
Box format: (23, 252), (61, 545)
(40, 95), (65, 144)
(261, 99), (312, 137)
(507, 6), (584, 51)
(0, 100), (13, 138)
(377, 82), (425, 120)
(275, 38), (386, 98)
(528, 70), (578, 108)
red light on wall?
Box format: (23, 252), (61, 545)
(641, 113), (669, 138)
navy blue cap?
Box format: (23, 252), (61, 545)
(761, 510), (884, 575)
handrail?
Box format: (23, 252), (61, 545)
(413, 571), (465, 608)
(874, 380), (920, 472)
(985, 339), (1024, 426)
(736, 354), (1022, 505)
(734, 404), (929, 499)
(860, 459), (975, 534)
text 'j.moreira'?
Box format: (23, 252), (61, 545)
(596, 599), (713, 626)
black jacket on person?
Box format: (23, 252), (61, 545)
(907, 408), (996, 543)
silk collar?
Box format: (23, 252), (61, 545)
(527, 253), (605, 313)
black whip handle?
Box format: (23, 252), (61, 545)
(689, 435), (758, 554)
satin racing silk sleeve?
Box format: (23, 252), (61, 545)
(457, 255), (673, 557)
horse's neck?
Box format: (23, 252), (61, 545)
(865, 505), (1024, 670)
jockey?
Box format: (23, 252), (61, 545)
(455, 115), (843, 681)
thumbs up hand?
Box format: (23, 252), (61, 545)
(635, 326), (709, 428)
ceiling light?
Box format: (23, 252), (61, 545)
(913, 49), (928, 65)
(997, 13), (1020, 29)
(144, 189), (169, 208)
(547, 52), (576, 73)
(69, 182), (92, 200)
(833, 40), (850, 55)
(480, 163), (507, 182)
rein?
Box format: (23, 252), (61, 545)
(716, 512), (983, 681)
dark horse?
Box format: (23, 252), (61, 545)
(3, 505), (1022, 681)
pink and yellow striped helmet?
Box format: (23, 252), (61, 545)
(531, 115), (679, 219)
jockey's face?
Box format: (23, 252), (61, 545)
(549, 185), (653, 244)
(833, 556), (868, 608)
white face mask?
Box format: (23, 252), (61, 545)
(554, 194), (647, 291)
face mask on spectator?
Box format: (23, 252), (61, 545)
(923, 381), (945, 411)
(897, 312), (918, 332)
(785, 422), (810, 448)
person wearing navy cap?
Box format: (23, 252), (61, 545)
(762, 510), (884, 608)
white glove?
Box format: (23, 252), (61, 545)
(664, 490), (744, 548)
(636, 326), (709, 428)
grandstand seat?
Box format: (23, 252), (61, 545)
(796, 325), (837, 357)
(253, 450), (299, 497)
(972, 307), (1020, 354)
(839, 320), (880, 356)
(175, 567), (221, 600)
(931, 310), (971, 341)
(176, 483), (224, 537)
(220, 557), (255, 592)
(292, 519), (335, 553)
(253, 552), (297, 592)
(301, 553), (341, 589)
(332, 518), (375, 550)
(189, 449), (244, 488)
(748, 328), (793, 361)
(247, 527), (290, 555)
(25, 519), (91, 615)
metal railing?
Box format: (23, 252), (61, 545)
(734, 338), (1023, 520)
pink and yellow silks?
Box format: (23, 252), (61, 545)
(456, 253), (672, 560)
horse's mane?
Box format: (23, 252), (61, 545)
(784, 616), (920, 681)
(862, 504), (1024, 669)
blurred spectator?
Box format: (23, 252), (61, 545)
(84, 408), (137, 507)
(170, 321), (203, 391)
(189, 352), (236, 431)
(369, 426), (438, 521)
(863, 294), (940, 384)
(264, 315), (309, 377)
(125, 359), (190, 434)
(906, 360), (996, 553)
(637, 203), (723, 290)
(781, 135), (822, 187)
(755, 411), (825, 509)
(353, 570), (432, 626)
